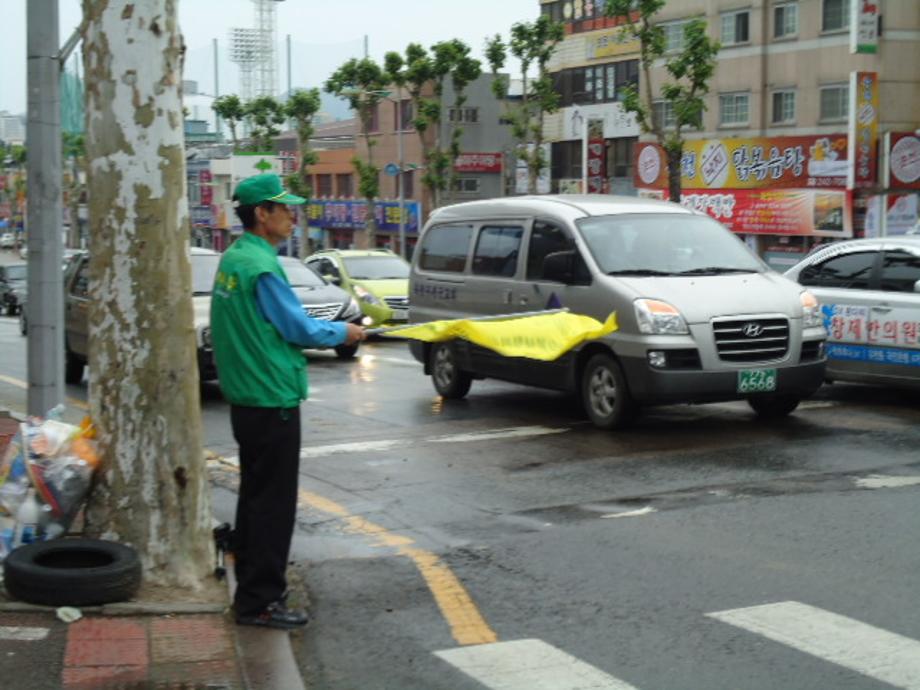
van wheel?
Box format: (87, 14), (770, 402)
(748, 394), (800, 419)
(581, 353), (635, 429)
(335, 342), (360, 359)
(65, 347), (85, 385)
(430, 342), (472, 399)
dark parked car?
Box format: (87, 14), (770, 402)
(0, 263), (27, 316)
(278, 257), (365, 359)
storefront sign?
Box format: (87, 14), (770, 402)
(823, 303), (920, 353)
(586, 28), (640, 59)
(454, 153), (503, 173)
(864, 193), (918, 237)
(677, 188), (853, 237)
(587, 119), (605, 193)
(306, 199), (421, 234)
(850, 0), (880, 54)
(848, 71), (879, 189)
(634, 135), (849, 191)
(887, 133), (920, 189)
(199, 170), (212, 206)
(563, 103), (638, 140)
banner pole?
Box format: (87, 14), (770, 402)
(365, 308), (570, 337)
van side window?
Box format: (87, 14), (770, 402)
(472, 226), (523, 278)
(879, 250), (920, 292)
(798, 251), (876, 289)
(527, 221), (572, 280)
(419, 224), (472, 272)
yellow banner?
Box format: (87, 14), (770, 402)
(382, 312), (618, 361)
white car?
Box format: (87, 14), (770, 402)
(0, 232), (14, 249)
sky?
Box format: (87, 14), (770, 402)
(1, 0), (540, 119)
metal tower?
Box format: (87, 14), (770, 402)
(229, 0), (283, 101)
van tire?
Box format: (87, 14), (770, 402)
(65, 348), (85, 385)
(581, 353), (634, 429)
(430, 342), (472, 399)
(748, 394), (800, 419)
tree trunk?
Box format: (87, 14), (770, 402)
(666, 146), (683, 204)
(82, 0), (214, 591)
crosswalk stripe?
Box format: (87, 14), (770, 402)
(708, 601), (920, 689)
(0, 626), (50, 641)
(434, 639), (640, 690)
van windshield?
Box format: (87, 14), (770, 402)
(577, 213), (765, 276)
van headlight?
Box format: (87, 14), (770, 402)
(800, 290), (823, 329)
(634, 299), (689, 335)
(353, 285), (382, 306)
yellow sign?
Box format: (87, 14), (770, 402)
(587, 29), (640, 59)
(382, 311), (619, 361)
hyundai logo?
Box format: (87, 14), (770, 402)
(742, 323), (764, 338)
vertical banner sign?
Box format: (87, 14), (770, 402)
(850, 0), (880, 54)
(587, 118), (606, 193)
(199, 170), (213, 206)
(847, 71), (878, 189)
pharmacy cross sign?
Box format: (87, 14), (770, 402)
(254, 158), (273, 172)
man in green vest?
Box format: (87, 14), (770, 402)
(211, 173), (365, 629)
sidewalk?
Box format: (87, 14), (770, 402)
(0, 411), (306, 690)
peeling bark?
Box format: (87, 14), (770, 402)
(82, 0), (213, 589)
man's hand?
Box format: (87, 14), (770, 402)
(344, 323), (367, 345)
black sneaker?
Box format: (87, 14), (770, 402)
(235, 601), (309, 630)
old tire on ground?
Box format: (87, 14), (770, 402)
(748, 394), (800, 419)
(334, 342), (360, 359)
(65, 347), (85, 385)
(429, 341), (472, 399)
(581, 353), (635, 430)
(2, 538), (141, 606)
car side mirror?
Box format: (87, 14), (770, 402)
(322, 272), (341, 286)
(914, 279), (920, 294)
(542, 250), (576, 283)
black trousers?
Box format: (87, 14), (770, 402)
(230, 404), (301, 616)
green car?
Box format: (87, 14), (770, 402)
(305, 249), (410, 327)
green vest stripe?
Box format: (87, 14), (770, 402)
(210, 232), (307, 407)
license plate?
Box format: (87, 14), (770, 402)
(738, 368), (777, 394)
(391, 308), (408, 321)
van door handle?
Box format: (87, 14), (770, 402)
(871, 305), (892, 312)
(503, 289), (512, 304)
(518, 296), (528, 305)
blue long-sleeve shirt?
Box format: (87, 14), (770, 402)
(254, 272), (347, 348)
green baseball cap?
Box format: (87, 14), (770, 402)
(233, 173), (306, 206)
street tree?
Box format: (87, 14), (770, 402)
(604, 0), (720, 202)
(325, 58), (388, 247)
(284, 88), (321, 257)
(245, 95), (286, 152)
(82, 0), (214, 592)
(486, 15), (564, 194)
(211, 94), (244, 151)
(386, 40), (481, 209)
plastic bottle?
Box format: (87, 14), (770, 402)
(12, 488), (41, 548)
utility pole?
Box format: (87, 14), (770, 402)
(26, 0), (64, 416)
(213, 38), (221, 136)
(397, 96), (406, 259)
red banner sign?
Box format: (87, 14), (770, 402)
(587, 119), (606, 194)
(199, 170), (212, 206)
(676, 188), (853, 238)
(454, 153), (503, 173)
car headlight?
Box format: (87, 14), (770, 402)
(800, 290), (824, 329)
(341, 297), (361, 319)
(353, 284), (382, 306)
(200, 326), (212, 348)
(634, 298), (689, 335)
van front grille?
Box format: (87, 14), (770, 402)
(713, 318), (789, 362)
(303, 303), (342, 321)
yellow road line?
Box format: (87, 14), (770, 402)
(299, 489), (498, 646)
(0, 374), (88, 410)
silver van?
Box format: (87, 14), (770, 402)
(408, 196), (827, 428)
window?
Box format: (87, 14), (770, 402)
(336, 173), (352, 198)
(721, 10), (750, 45)
(771, 90), (796, 124)
(452, 177), (481, 194)
(610, 137), (637, 178)
(555, 59), (637, 106)
(472, 225), (523, 278)
(366, 104), (379, 133)
(774, 2), (798, 38)
(316, 174), (333, 197)
(719, 92), (750, 126)
(527, 221), (573, 280)
(879, 251), (920, 292)
(653, 100), (676, 129)
(448, 107), (479, 124)
(662, 20), (689, 52)
(400, 170), (413, 199)
(798, 252), (877, 289)
(396, 99), (414, 131)
(418, 224), (472, 272)
(819, 84), (849, 121)
(822, 0), (850, 32)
